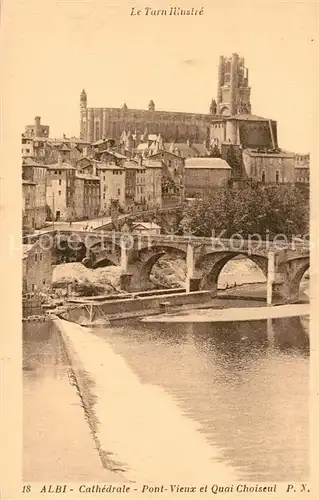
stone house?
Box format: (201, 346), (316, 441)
(148, 150), (185, 207)
(294, 154), (310, 185)
(22, 160), (47, 228)
(22, 179), (37, 232)
(46, 160), (76, 221)
(143, 160), (162, 209)
(22, 240), (52, 293)
(81, 161), (126, 214)
(242, 149), (295, 184)
(184, 157), (232, 197)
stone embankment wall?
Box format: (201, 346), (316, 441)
(62, 290), (215, 323)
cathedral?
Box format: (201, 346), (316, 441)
(79, 53), (252, 144)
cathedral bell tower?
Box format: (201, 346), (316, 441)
(216, 54), (251, 116)
(80, 89), (87, 140)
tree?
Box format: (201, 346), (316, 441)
(180, 185), (309, 239)
(225, 145), (241, 176)
(209, 145), (221, 158)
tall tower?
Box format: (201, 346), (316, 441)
(216, 54), (251, 116)
(80, 89), (87, 140)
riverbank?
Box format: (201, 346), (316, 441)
(142, 303), (310, 323)
(23, 321), (125, 482)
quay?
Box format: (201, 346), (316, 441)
(141, 303), (310, 323)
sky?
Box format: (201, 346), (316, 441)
(1, 0), (318, 153)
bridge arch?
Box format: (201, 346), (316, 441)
(128, 245), (187, 291)
(276, 257), (310, 302)
(88, 239), (122, 268)
(195, 252), (268, 292)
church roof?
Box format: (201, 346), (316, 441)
(228, 114), (271, 122)
(185, 158), (231, 169)
(191, 143), (209, 156)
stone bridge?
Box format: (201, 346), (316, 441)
(29, 230), (310, 305)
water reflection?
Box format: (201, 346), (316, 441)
(102, 316), (309, 481)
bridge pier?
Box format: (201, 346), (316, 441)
(120, 273), (133, 292)
(266, 251), (275, 306)
(185, 244), (200, 293)
(120, 244), (129, 272)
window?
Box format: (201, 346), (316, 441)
(261, 171), (266, 183)
(58, 190), (61, 195)
(59, 179), (62, 185)
(26, 149), (30, 153)
(59, 170), (62, 175)
(117, 189), (120, 196)
(54, 170), (58, 174)
(35, 253), (38, 263)
(31, 284), (36, 291)
(40, 253), (43, 261)
(275, 171), (280, 183)
(43, 280), (46, 285)
(120, 171), (122, 175)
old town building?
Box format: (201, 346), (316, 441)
(46, 161), (76, 221)
(22, 240), (52, 293)
(22, 159), (47, 228)
(123, 160), (140, 212)
(143, 160), (162, 209)
(294, 153), (310, 184)
(22, 179), (37, 232)
(210, 114), (278, 151)
(134, 163), (147, 210)
(184, 157), (232, 197)
(21, 135), (34, 158)
(242, 149), (295, 184)
(25, 116), (50, 138)
(81, 160), (126, 214)
(74, 172), (100, 220)
(148, 151), (185, 207)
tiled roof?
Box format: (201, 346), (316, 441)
(228, 114), (271, 121)
(97, 164), (125, 171)
(22, 179), (36, 185)
(185, 158), (231, 169)
(244, 148), (294, 158)
(143, 160), (162, 168)
(191, 143), (209, 156)
(99, 150), (128, 159)
(22, 159), (46, 167)
(46, 163), (76, 170)
(133, 222), (161, 230)
(136, 143), (149, 151)
(76, 173), (100, 181)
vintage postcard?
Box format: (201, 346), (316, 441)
(1, 0), (318, 498)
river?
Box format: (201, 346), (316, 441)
(23, 311), (309, 483)
(23, 259), (310, 482)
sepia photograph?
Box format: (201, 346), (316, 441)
(1, 0), (317, 497)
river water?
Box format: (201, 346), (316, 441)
(23, 261), (310, 482)
(23, 313), (309, 483)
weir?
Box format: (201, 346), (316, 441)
(56, 318), (238, 484)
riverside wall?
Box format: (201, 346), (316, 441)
(61, 290), (216, 323)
